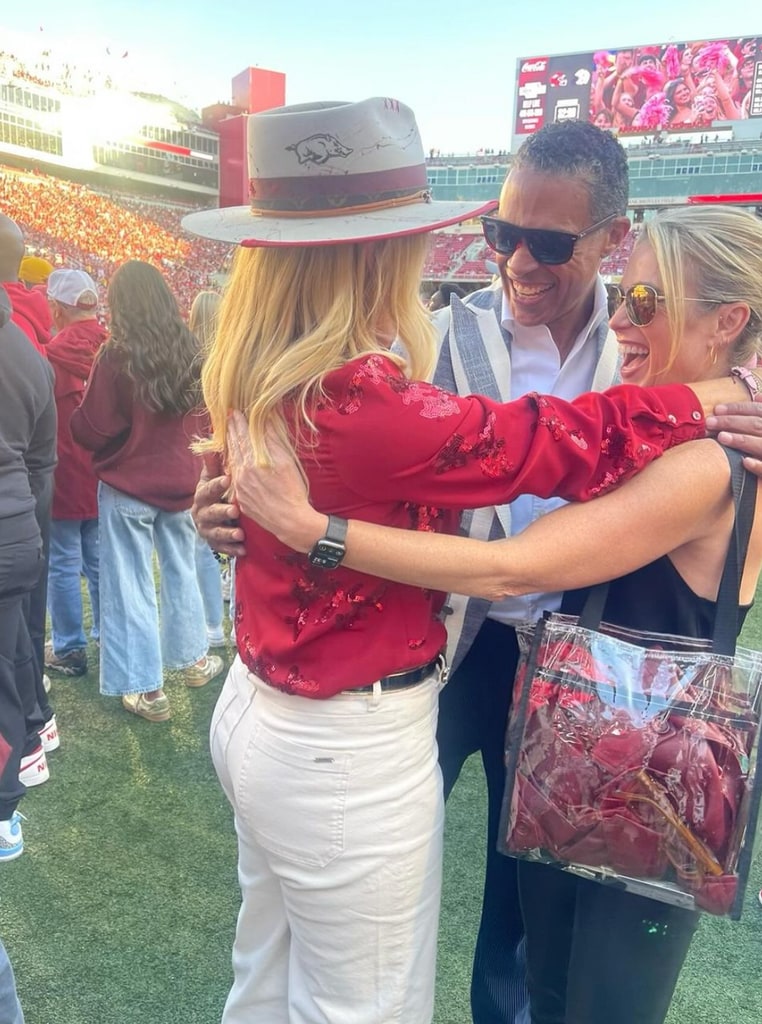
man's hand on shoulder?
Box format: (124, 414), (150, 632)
(192, 453), (246, 557)
(706, 402), (762, 477)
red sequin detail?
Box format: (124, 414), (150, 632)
(404, 502), (447, 533)
(588, 428), (651, 496)
(238, 634), (277, 683)
(282, 554), (387, 640)
(435, 412), (516, 478)
(337, 355), (461, 418)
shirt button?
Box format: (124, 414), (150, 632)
(667, 414), (677, 423)
(692, 411), (702, 421)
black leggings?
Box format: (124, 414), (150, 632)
(518, 860), (700, 1024)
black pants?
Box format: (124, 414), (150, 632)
(0, 538), (44, 819)
(437, 618), (529, 1024)
(518, 860), (699, 1024)
(26, 476), (52, 729)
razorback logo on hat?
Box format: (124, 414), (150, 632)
(182, 97), (497, 247)
(286, 134), (353, 166)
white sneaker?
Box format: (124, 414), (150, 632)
(19, 746), (50, 787)
(207, 628), (226, 648)
(220, 566), (231, 602)
(183, 654), (225, 688)
(0, 812), (24, 862)
(39, 716), (60, 753)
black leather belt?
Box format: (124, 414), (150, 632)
(349, 657), (442, 694)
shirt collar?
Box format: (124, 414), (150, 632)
(500, 276), (610, 356)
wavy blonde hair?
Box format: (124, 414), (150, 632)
(202, 234), (435, 463)
(640, 205), (762, 376)
(189, 290), (221, 351)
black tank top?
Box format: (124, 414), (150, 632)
(562, 554), (750, 639)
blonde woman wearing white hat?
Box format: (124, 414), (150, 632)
(183, 98), (738, 1024)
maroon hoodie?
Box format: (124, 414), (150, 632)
(46, 318), (107, 519)
(3, 281), (52, 353)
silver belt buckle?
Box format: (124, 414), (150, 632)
(436, 653), (449, 687)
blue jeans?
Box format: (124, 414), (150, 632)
(98, 482), (207, 696)
(194, 534), (223, 633)
(47, 518), (100, 654)
(0, 939), (24, 1024)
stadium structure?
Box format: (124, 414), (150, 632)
(2, 32), (762, 294)
(0, 47), (219, 199)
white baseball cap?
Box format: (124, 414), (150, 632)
(47, 269), (99, 309)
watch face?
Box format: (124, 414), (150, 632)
(309, 539), (346, 569)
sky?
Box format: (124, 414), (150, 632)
(1, 4), (758, 152)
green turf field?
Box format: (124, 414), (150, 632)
(2, 605), (761, 1023)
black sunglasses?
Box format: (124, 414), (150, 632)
(606, 282), (721, 327)
(480, 214), (616, 265)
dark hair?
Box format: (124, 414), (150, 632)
(512, 120), (629, 222)
(106, 260), (202, 416)
(428, 281), (466, 311)
(439, 283), (465, 302)
(663, 78), (686, 107)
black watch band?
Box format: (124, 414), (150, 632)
(308, 515), (348, 569)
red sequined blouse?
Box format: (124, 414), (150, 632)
(234, 354), (705, 699)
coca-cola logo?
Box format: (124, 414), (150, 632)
(521, 59), (548, 73)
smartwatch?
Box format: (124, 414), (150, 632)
(308, 515), (348, 569)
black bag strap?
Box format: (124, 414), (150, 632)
(578, 446), (756, 655)
(712, 447), (756, 655)
(578, 578), (609, 631)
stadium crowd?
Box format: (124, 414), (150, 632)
(0, 169), (229, 315)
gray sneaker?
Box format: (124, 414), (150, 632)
(44, 642), (87, 677)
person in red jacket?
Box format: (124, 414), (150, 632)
(0, 215), (52, 354)
(44, 269), (106, 677)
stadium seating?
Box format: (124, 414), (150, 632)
(600, 228), (639, 278)
(423, 233), (493, 280)
(0, 167), (229, 314)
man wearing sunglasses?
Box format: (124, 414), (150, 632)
(429, 119), (631, 1024)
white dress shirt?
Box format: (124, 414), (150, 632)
(487, 279), (612, 626)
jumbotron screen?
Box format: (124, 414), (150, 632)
(514, 36), (762, 135)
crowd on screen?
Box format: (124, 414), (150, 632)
(590, 37), (759, 132)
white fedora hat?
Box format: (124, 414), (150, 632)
(182, 97), (497, 246)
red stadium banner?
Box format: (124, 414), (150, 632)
(688, 193), (762, 203)
(141, 139), (192, 157)
(514, 36), (762, 135)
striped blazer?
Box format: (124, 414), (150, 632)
(430, 280), (621, 671)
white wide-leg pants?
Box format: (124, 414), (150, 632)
(211, 656), (444, 1024)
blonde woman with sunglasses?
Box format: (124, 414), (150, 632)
(224, 203), (762, 1024)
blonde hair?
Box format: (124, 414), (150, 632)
(640, 206), (762, 376)
(189, 290), (221, 350)
(201, 234), (435, 463)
